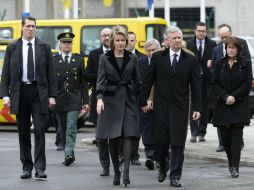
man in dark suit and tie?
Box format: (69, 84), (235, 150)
(85, 28), (112, 176)
(186, 22), (217, 143)
(140, 26), (202, 187)
(0, 16), (57, 180)
(212, 23), (250, 152)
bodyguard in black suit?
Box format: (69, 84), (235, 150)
(186, 22), (217, 143)
(85, 28), (112, 176)
(212, 23), (250, 152)
(140, 26), (202, 187)
(54, 32), (89, 166)
(0, 16), (57, 179)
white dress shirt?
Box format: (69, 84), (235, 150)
(169, 49), (181, 64)
(22, 37), (35, 82)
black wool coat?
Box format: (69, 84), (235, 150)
(0, 37), (57, 114)
(140, 48), (202, 146)
(212, 56), (252, 127)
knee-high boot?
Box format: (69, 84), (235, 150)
(109, 138), (121, 186)
(123, 137), (132, 186)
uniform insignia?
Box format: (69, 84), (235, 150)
(73, 67), (77, 70)
(65, 33), (70, 38)
(59, 60), (62, 63)
(72, 58), (75, 62)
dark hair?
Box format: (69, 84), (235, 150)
(225, 36), (242, 56)
(128, 31), (136, 37)
(22, 16), (36, 26)
(218, 23), (232, 32)
(194, 21), (206, 29)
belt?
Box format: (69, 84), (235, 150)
(22, 81), (36, 85)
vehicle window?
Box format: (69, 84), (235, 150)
(81, 25), (127, 56)
(0, 28), (13, 39)
(0, 50), (5, 78)
(36, 27), (71, 50)
(146, 24), (166, 44)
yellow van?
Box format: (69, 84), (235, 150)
(0, 17), (167, 61)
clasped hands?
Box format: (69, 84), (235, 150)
(226, 95), (235, 105)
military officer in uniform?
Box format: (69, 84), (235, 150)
(54, 32), (89, 166)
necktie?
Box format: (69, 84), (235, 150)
(172, 53), (178, 70)
(198, 40), (203, 58)
(65, 55), (69, 64)
(27, 42), (34, 81)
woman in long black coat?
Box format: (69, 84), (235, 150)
(96, 26), (141, 187)
(212, 36), (252, 178)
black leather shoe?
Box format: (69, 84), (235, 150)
(65, 155), (75, 166)
(131, 159), (141, 165)
(113, 170), (121, 186)
(199, 136), (206, 142)
(145, 159), (155, 170)
(231, 167), (239, 178)
(35, 169), (47, 180)
(170, 179), (182, 187)
(100, 167), (109, 176)
(216, 145), (224, 152)
(20, 170), (32, 179)
(56, 145), (64, 151)
(157, 171), (166, 183)
(190, 136), (197, 143)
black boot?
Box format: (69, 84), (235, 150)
(123, 137), (132, 187)
(109, 138), (121, 186)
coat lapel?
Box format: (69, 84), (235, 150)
(106, 50), (121, 76)
(171, 49), (188, 77)
(35, 37), (41, 70)
(161, 48), (174, 78)
(120, 50), (132, 74)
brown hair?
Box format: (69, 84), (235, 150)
(225, 36), (242, 56)
(22, 16), (36, 26)
(109, 25), (128, 50)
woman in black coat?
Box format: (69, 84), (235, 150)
(212, 36), (252, 178)
(96, 26), (141, 186)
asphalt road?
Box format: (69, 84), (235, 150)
(0, 130), (254, 190)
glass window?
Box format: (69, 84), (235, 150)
(146, 24), (166, 44)
(81, 25), (127, 56)
(0, 50), (6, 78)
(0, 28), (13, 39)
(36, 27), (71, 50)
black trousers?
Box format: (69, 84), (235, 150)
(220, 126), (243, 168)
(96, 138), (110, 168)
(16, 83), (48, 172)
(158, 144), (184, 180)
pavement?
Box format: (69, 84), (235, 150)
(81, 119), (254, 167)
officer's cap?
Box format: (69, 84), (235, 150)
(57, 32), (75, 41)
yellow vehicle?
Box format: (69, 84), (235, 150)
(0, 45), (16, 124)
(0, 17), (167, 62)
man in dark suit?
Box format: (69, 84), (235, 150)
(0, 16), (57, 179)
(186, 22), (217, 143)
(85, 28), (112, 176)
(212, 23), (250, 152)
(140, 26), (202, 187)
(138, 39), (161, 170)
(54, 32), (89, 166)
(125, 31), (146, 166)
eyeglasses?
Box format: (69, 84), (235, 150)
(101, 34), (110, 38)
(61, 41), (72, 44)
(146, 49), (157, 52)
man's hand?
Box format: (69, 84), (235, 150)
(226, 96), (235, 105)
(147, 100), (153, 110)
(192, 111), (201, 120)
(48, 97), (56, 108)
(82, 104), (90, 112)
(97, 99), (104, 115)
(207, 60), (212, 68)
(3, 97), (10, 108)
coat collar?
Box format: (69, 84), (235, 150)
(105, 49), (132, 76)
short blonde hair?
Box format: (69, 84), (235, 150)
(109, 25), (128, 50)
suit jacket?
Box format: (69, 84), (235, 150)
(140, 48), (202, 145)
(54, 53), (89, 112)
(138, 56), (150, 82)
(85, 46), (104, 123)
(186, 36), (216, 76)
(0, 37), (57, 114)
(96, 49), (141, 139)
(135, 49), (146, 60)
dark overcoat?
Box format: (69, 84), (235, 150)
(212, 56), (252, 126)
(0, 37), (57, 114)
(54, 53), (89, 112)
(96, 50), (141, 139)
(85, 46), (103, 123)
(140, 48), (202, 146)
